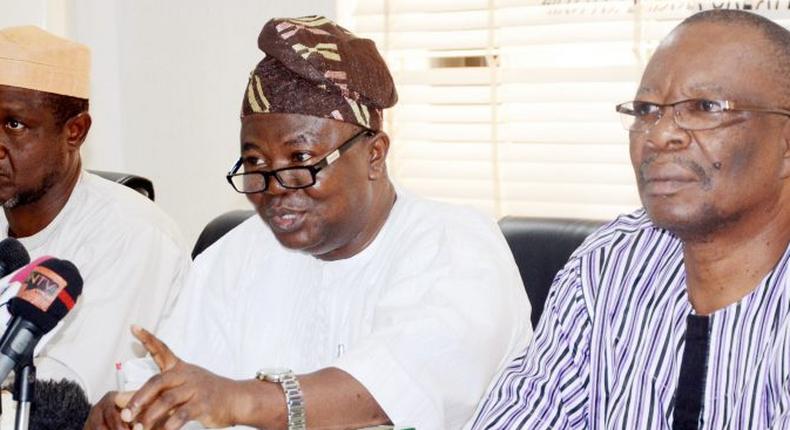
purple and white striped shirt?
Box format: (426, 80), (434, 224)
(471, 210), (790, 429)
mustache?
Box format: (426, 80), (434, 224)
(638, 155), (713, 190)
(262, 196), (311, 216)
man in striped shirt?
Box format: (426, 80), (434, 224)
(470, 9), (790, 430)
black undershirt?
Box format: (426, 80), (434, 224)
(672, 314), (711, 430)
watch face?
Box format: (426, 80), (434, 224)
(256, 367), (292, 383)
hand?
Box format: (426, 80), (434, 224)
(119, 326), (243, 430)
(83, 391), (130, 430)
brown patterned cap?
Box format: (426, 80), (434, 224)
(241, 16), (397, 131)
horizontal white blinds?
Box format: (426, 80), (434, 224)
(348, 1), (790, 220)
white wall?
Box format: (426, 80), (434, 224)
(0, 0), (336, 245)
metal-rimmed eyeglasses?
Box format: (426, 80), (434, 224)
(226, 128), (375, 194)
(615, 99), (790, 132)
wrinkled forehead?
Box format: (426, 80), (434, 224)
(638, 22), (778, 103)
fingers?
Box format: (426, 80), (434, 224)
(122, 371), (183, 426)
(135, 385), (194, 430)
(131, 325), (179, 371)
(83, 392), (129, 430)
(115, 391), (135, 409)
(102, 402), (131, 430)
(84, 407), (111, 430)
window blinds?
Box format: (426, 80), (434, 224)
(348, 0), (790, 219)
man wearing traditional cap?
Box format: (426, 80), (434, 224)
(0, 27), (188, 402)
(86, 15), (530, 430)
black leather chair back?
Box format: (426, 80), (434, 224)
(90, 170), (155, 201)
(191, 210), (255, 259)
(498, 216), (605, 328)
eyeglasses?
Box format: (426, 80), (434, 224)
(227, 129), (374, 194)
(615, 99), (790, 132)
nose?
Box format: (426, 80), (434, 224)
(263, 173), (289, 196)
(642, 106), (692, 152)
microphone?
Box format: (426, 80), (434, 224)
(0, 258), (83, 383)
(0, 238), (29, 279)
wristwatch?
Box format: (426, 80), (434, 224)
(256, 368), (306, 430)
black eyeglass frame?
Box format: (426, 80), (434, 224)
(226, 128), (375, 194)
(615, 98), (790, 132)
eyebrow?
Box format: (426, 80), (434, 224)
(635, 83), (733, 101)
(241, 142), (258, 152)
(241, 132), (319, 152)
(639, 83), (727, 93)
(0, 100), (35, 115)
(687, 83), (726, 94)
(637, 86), (656, 95)
(282, 133), (318, 147)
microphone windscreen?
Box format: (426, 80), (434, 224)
(8, 258), (84, 333)
(9, 256), (54, 284)
(0, 238), (29, 276)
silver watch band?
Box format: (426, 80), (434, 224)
(280, 374), (306, 430)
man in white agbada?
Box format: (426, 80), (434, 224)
(0, 27), (188, 401)
(85, 15), (531, 430)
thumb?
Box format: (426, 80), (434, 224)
(131, 325), (179, 371)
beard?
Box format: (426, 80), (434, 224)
(648, 200), (743, 244)
(1, 169), (60, 209)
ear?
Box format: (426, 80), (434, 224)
(781, 119), (790, 179)
(63, 112), (92, 150)
(367, 131), (390, 180)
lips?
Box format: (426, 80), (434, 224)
(265, 207), (307, 233)
(643, 179), (697, 196)
(640, 164), (699, 196)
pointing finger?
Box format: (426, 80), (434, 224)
(131, 325), (179, 371)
